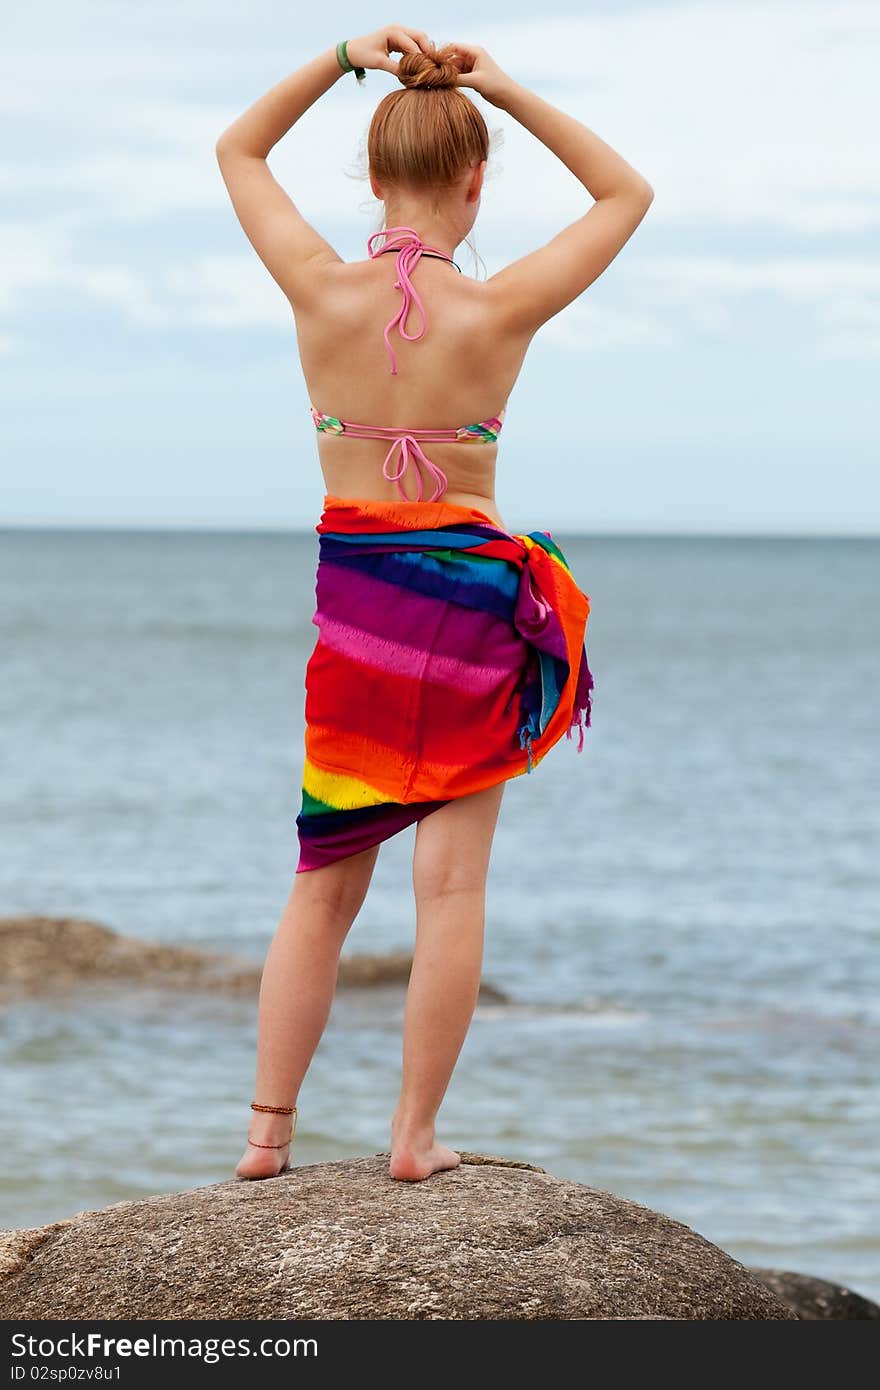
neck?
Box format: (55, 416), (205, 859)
(381, 215), (460, 262)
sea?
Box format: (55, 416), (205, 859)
(1, 527), (878, 1299)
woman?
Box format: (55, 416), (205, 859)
(216, 25), (653, 1183)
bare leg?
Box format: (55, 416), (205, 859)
(390, 783), (506, 1181)
(235, 843), (380, 1178)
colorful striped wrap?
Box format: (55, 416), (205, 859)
(295, 494), (594, 872)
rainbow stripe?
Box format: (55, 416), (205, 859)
(295, 495), (594, 872)
(454, 416), (504, 442)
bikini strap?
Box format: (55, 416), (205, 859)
(366, 226), (455, 376)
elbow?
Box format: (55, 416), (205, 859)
(215, 129), (247, 160)
(216, 134), (264, 163)
(604, 178), (654, 209)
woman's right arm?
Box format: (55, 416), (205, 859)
(454, 45), (654, 334)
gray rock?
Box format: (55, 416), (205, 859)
(748, 1267), (880, 1320)
(0, 915), (506, 1002)
(0, 1154), (794, 1320)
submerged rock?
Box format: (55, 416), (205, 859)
(0, 1154), (794, 1321)
(748, 1267), (880, 1320)
(0, 916), (506, 1001)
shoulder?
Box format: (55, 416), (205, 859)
(286, 255), (370, 314)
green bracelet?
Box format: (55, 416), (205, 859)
(336, 40), (366, 85)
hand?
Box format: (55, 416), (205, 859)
(446, 41), (515, 108)
(345, 24), (434, 75)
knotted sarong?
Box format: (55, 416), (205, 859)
(295, 495), (594, 872)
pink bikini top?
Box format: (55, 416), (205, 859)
(309, 225), (505, 502)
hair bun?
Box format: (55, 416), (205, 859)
(398, 43), (459, 91)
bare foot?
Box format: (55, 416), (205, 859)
(389, 1117), (461, 1181)
(389, 1141), (460, 1181)
(234, 1112), (294, 1181)
(234, 1139), (292, 1181)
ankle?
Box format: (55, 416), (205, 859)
(247, 1099), (297, 1145)
(248, 1115), (293, 1140)
(391, 1109), (436, 1148)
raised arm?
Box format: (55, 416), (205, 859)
(214, 46), (347, 307)
(214, 26), (433, 309)
(452, 43), (654, 336)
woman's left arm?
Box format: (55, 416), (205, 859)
(215, 28), (431, 310)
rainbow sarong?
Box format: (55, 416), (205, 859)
(295, 494), (594, 871)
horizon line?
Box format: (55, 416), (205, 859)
(1, 522), (878, 541)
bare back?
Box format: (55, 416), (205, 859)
(294, 252), (532, 530)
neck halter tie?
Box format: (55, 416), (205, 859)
(366, 225), (457, 376)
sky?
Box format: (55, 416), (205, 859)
(1, 0), (877, 533)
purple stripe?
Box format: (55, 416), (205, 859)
(316, 561), (527, 669)
(296, 800), (449, 872)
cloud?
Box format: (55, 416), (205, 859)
(81, 256), (292, 330)
(3, 1), (877, 232)
(2, 3), (877, 528)
(1, 2), (877, 360)
(0, 220), (77, 310)
(489, 1), (879, 235)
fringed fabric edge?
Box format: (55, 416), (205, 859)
(565, 644), (595, 754)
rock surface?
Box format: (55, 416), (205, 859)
(0, 1154), (795, 1321)
(748, 1267), (880, 1320)
(0, 916), (506, 1002)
